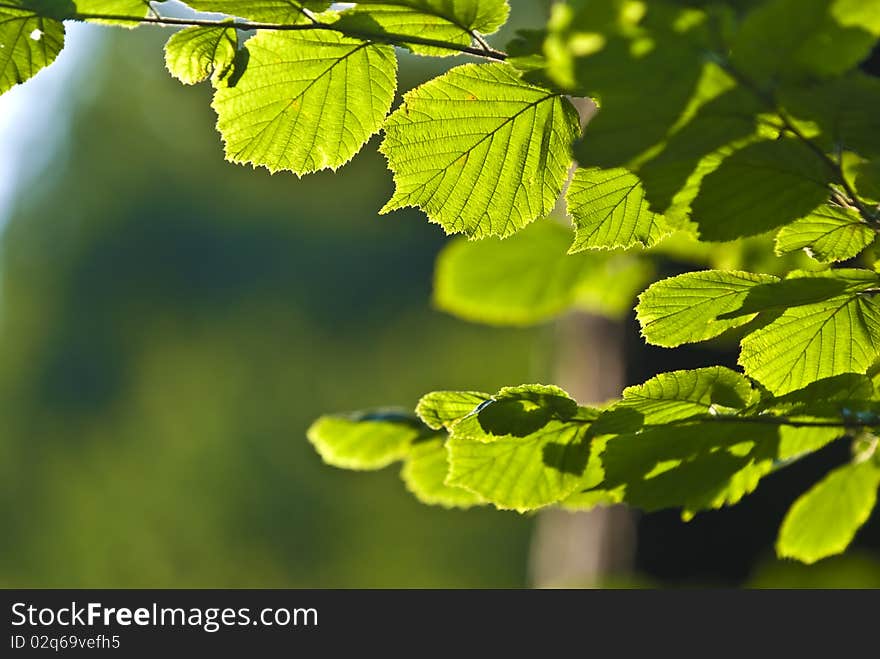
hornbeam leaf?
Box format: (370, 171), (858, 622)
(731, 0), (880, 82)
(763, 374), (876, 419)
(164, 25), (237, 86)
(0, 5), (64, 95)
(570, 12), (707, 169)
(781, 73), (880, 161)
(566, 167), (672, 251)
(606, 367), (757, 429)
(212, 30), (397, 174)
(71, 0), (152, 27)
(447, 419), (597, 512)
(559, 487), (623, 511)
(73, 0), (149, 12)
(448, 384), (582, 443)
(443, 384), (599, 511)
(416, 390), (490, 430)
(355, 0), (510, 35)
(777, 459), (880, 564)
(307, 410), (422, 470)
(774, 204), (874, 263)
(598, 421), (779, 512)
(854, 160), (880, 201)
(433, 220), (652, 326)
(401, 437), (485, 508)
(636, 270), (779, 347)
(337, 1), (510, 57)
(739, 273), (880, 394)
(691, 138), (832, 241)
(593, 420), (847, 518)
(777, 425), (845, 462)
(183, 1), (330, 23)
(379, 63), (579, 238)
(633, 70), (765, 222)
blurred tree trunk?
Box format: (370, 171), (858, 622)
(528, 96), (637, 588)
(529, 315), (636, 587)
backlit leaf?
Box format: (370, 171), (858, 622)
(0, 5), (64, 95)
(212, 30), (397, 174)
(337, 1), (510, 56)
(401, 436), (485, 508)
(690, 138), (832, 241)
(447, 419), (597, 512)
(416, 390), (490, 430)
(774, 204), (873, 263)
(731, 0), (880, 82)
(636, 270), (779, 347)
(164, 25), (237, 86)
(739, 271), (880, 394)
(777, 458), (880, 563)
(183, 1), (330, 23)
(307, 410), (421, 470)
(567, 167), (672, 251)
(380, 63), (579, 238)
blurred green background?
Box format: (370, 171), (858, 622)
(1, 2), (879, 588)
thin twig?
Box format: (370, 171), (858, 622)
(62, 11), (508, 61)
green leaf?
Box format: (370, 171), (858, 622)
(449, 384), (581, 442)
(777, 425), (845, 462)
(307, 410), (421, 470)
(739, 271), (880, 394)
(444, 384), (599, 511)
(70, 0), (152, 27)
(447, 419), (597, 512)
(774, 204), (873, 263)
(416, 390), (490, 430)
(633, 69), (764, 221)
(566, 167), (672, 251)
(337, 1), (510, 57)
(164, 25), (237, 86)
(379, 62), (579, 238)
(781, 73), (880, 160)
(570, 8), (708, 169)
(433, 220), (652, 326)
(400, 437), (485, 508)
(183, 1), (330, 23)
(691, 138), (832, 241)
(0, 5), (64, 95)
(73, 0), (147, 11)
(559, 487), (623, 511)
(598, 420), (778, 512)
(854, 159), (880, 201)
(731, 0), (880, 82)
(763, 374), (876, 417)
(777, 458), (880, 564)
(212, 30), (397, 174)
(636, 270), (779, 347)
(602, 367), (758, 430)
(718, 269), (879, 314)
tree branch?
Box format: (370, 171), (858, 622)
(66, 11), (508, 61)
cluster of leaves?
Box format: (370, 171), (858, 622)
(4, 0), (880, 564)
(309, 372), (880, 563)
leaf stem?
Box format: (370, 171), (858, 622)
(66, 11), (508, 61)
